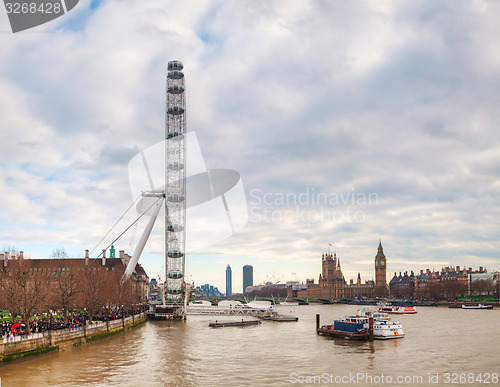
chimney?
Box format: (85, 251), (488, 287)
(19, 251), (24, 260)
(85, 249), (89, 265)
(479, 266), (483, 272)
(102, 249), (106, 266)
(420, 270), (424, 275)
(119, 250), (125, 259)
(350, 279), (353, 285)
(5, 252), (9, 261)
(426, 269), (430, 274)
(445, 267), (449, 273)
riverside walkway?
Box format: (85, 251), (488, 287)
(0, 312), (146, 362)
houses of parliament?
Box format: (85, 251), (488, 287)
(287, 241), (389, 298)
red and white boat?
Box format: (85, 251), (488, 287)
(378, 306), (417, 315)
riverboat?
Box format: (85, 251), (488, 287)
(317, 324), (369, 341)
(378, 305), (417, 314)
(209, 320), (261, 328)
(339, 316), (404, 340)
(356, 307), (390, 320)
(269, 315), (299, 322)
(317, 315), (404, 340)
(147, 304), (184, 320)
(461, 304), (493, 310)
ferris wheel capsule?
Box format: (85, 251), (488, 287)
(167, 106), (185, 115)
(167, 70), (184, 80)
(167, 249), (184, 258)
(167, 60), (184, 71)
(167, 193), (185, 203)
(168, 85), (185, 94)
(167, 161), (184, 170)
(168, 287), (183, 295)
(168, 271), (184, 279)
(166, 131), (183, 140)
(167, 223), (184, 232)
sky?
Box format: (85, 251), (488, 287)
(0, 0), (499, 293)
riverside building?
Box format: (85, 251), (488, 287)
(287, 241), (389, 299)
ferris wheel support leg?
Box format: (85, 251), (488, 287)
(122, 198), (163, 283)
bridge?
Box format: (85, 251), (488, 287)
(190, 297), (355, 305)
(186, 305), (276, 317)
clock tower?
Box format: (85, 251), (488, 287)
(374, 239), (388, 297)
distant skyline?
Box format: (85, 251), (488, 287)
(1, 1), (499, 293)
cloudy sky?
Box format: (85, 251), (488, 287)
(1, 0), (499, 293)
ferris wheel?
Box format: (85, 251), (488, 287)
(164, 60), (187, 311)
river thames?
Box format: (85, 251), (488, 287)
(0, 305), (499, 386)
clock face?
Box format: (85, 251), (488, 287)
(381, 261), (385, 266)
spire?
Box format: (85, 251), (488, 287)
(357, 272), (361, 279)
(376, 239), (386, 259)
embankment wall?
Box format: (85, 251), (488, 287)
(0, 312), (146, 362)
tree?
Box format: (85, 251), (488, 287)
(471, 279), (494, 297)
(79, 264), (108, 322)
(109, 268), (135, 313)
(51, 261), (81, 323)
(51, 248), (69, 259)
(0, 259), (48, 332)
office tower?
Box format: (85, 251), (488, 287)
(226, 264), (232, 297)
(243, 265), (253, 294)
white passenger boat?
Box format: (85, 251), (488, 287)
(461, 304), (493, 310)
(356, 307), (390, 321)
(378, 305), (417, 314)
(336, 316), (404, 340)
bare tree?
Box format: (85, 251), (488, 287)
(471, 279), (494, 297)
(51, 261), (81, 323)
(109, 268), (134, 313)
(0, 259), (48, 332)
(51, 248), (69, 259)
(79, 265), (108, 322)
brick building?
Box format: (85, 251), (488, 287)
(390, 266), (488, 299)
(0, 248), (150, 302)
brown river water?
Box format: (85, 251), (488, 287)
(0, 305), (498, 386)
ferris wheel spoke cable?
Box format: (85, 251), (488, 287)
(89, 194), (142, 256)
(91, 196), (163, 262)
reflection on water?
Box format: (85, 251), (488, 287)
(0, 305), (499, 386)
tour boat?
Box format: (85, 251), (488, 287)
(378, 305), (417, 314)
(318, 316), (404, 340)
(461, 304), (493, 310)
(356, 307), (390, 320)
(340, 316), (404, 340)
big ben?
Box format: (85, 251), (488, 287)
(374, 239), (388, 297)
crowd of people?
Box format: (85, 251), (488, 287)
(0, 305), (148, 338)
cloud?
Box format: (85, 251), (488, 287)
(0, 0), (499, 292)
